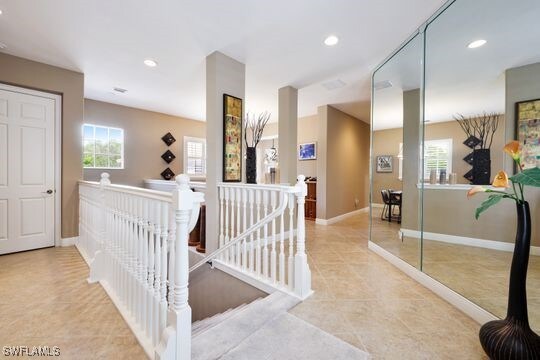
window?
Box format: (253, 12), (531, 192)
(82, 124), (124, 169)
(423, 139), (452, 179)
(184, 137), (206, 176)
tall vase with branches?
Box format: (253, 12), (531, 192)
(244, 111), (271, 184)
(454, 112), (502, 185)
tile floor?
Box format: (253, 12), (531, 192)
(291, 213), (488, 359)
(0, 247), (146, 359)
(0, 212), (490, 359)
(371, 210), (540, 332)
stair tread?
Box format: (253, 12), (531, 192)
(192, 291), (300, 360)
(192, 298), (262, 337)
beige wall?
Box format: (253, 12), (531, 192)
(83, 99), (205, 187)
(263, 115), (319, 179)
(373, 118), (506, 203)
(0, 53), (84, 238)
(318, 106), (370, 219)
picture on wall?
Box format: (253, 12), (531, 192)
(516, 99), (540, 170)
(376, 155), (393, 173)
(223, 94), (243, 182)
(298, 142), (317, 160)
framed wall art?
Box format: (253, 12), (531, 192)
(298, 142), (317, 160)
(516, 98), (540, 170)
(376, 155), (393, 173)
(223, 94), (243, 182)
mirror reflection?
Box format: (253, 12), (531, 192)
(423, 0), (540, 330)
(371, 34), (422, 268)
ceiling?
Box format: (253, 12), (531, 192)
(0, 0), (445, 123)
(372, 0), (540, 130)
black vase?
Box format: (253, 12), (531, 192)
(479, 202), (540, 359)
(472, 149), (491, 185)
(246, 146), (256, 184)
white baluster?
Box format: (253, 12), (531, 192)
(236, 188), (242, 268)
(279, 192), (285, 286)
(153, 201), (162, 346)
(229, 187), (236, 264)
(242, 188), (248, 271)
(249, 189), (255, 272)
(159, 202), (169, 339)
(262, 190), (269, 279)
(288, 192), (295, 290)
(255, 190), (262, 277)
(294, 175), (312, 299)
(270, 191), (277, 283)
(219, 186), (224, 257)
(224, 187), (230, 262)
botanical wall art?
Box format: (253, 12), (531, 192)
(298, 142), (317, 160)
(516, 99), (540, 170)
(376, 155), (393, 173)
(223, 94), (243, 182)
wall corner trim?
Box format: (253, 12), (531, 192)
(315, 207), (369, 225)
(59, 236), (78, 247)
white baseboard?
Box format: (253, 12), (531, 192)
(368, 241), (497, 325)
(371, 203), (385, 208)
(59, 236), (78, 247)
(400, 228), (540, 256)
(75, 243), (93, 266)
(316, 207), (369, 225)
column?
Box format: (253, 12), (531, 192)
(205, 51), (245, 253)
(278, 86), (298, 185)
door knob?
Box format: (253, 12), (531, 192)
(44, 189), (53, 194)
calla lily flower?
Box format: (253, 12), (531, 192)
(467, 186), (486, 199)
(503, 141), (521, 160)
(492, 171), (510, 188)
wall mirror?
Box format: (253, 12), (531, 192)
(370, 0), (540, 329)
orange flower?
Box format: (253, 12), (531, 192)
(503, 141), (521, 160)
(492, 171), (510, 187)
(467, 186), (486, 199)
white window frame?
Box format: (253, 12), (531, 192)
(82, 124), (125, 169)
(183, 136), (206, 178)
(423, 138), (452, 180)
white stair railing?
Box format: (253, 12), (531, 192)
(78, 173), (203, 360)
(213, 175), (312, 299)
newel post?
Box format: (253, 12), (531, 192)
(293, 175), (312, 299)
(158, 174), (202, 360)
(88, 172), (110, 283)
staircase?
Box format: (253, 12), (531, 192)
(192, 291), (370, 360)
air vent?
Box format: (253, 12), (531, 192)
(113, 87), (128, 94)
(321, 79), (346, 91)
(374, 80), (393, 91)
(0, 42), (7, 50)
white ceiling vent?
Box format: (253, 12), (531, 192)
(373, 80), (393, 91)
(113, 87), (128, 94)
(321, 79), (346, 91)
(0, 42), (7, 50)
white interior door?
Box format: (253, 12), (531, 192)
(0, 87), (56, 255)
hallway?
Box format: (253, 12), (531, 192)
(0, 212), (486, 359)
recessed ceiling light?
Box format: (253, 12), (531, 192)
(467, 39), (487, 49)
(324, 35), (339, 46)
(113, 87), (128, 94)
(0, 10), (3, 15)
(144, 59), (158, 67)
